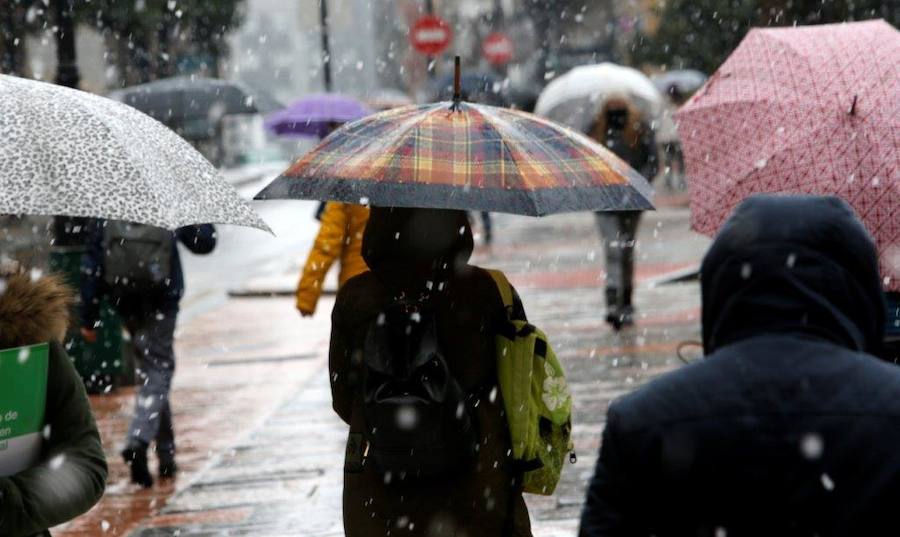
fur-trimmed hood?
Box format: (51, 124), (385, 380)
(589, 93), (647, 149)
(0, 273), (72, 349)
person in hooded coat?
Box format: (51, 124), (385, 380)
(0, 273), (107, 537)
(81, 222), (216, 488)
(330, 207), (532, 537)
(579, 195), (900, 536)
(589, 96), (658, 331)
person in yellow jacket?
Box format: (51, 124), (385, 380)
(296, 202), (370, 316)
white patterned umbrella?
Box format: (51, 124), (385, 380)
(535, 63), (663, 134)
(0, 74), (270, 232)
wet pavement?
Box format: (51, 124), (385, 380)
(54, 196), (710, 536)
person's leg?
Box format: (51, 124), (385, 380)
(663, 142), (676, 190)
(123, 308), (177, 487)
(673, 142), (687, 190)
(480, 212), (493, 245)
(596, 213), (624, 328)
(155, 398), (177, 478)
(618, 212), (642, 326)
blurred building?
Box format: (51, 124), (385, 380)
(226, 0), (379, 102)
(18, 23), (109, 94)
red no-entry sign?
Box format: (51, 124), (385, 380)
(410, 15), (452, 56)
(482, 32), (514, 65)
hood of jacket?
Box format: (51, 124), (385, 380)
(701, 195), (885, 355)
(0, 273), (72, 349)
(590, 93), (646, 149)
(362, 207), (473, 295)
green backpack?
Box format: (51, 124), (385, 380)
(488, 270), (574, 496)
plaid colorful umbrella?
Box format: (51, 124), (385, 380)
(677, 20), (900, 288)
(255, 101), (654, 216)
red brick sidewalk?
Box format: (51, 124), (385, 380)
(53, 297), (333, 536)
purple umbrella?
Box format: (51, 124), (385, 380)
(264, 93), (371, 138)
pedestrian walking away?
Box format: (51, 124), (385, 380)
(579, 195), (900, 536)
(296, 202), (369, 317)
(0, 272), (107, 537)
(589, 96), (659, 330)
(330, 207), (533, 537)
(80, 221), (216, 488)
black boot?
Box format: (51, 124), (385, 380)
(620, 287), (635, 328)
(605, 288), (623, 331)
(122, 440), (153, 488)
(157, 447), (178, 479)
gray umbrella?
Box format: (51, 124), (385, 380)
(0, 74), (270, 232)
(108, 75), (281, 139)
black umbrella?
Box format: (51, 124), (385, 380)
(109, 76), (281, 139)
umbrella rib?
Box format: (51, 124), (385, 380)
(342, 105), (435, 192)
(62, 88), (172, 226)
(478, 106), (545, 215)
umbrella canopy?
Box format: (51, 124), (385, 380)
(652, 69), (707, 97)
(109, 75), (281, 139)
(255, 101), (654, 216)
(535, 63), (663, 133)
(677, 19), (900, 288)
(0, 74), (270, 232)
(264, 94), (372, 138)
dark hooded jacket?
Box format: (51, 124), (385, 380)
(579, 195), (900, 536)
(330, 207), (532, 537)
(0, 275), (108, 537)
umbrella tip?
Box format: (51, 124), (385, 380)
(848, 94), (858, 116)
(452, 56), (462, 111)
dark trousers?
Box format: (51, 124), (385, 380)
(481, 212), (493, 244)
(663, 141), (686, 190)
(595, 211), (641, 307)
(125, 308), (177, 457)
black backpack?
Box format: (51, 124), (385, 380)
(361, 297), (477, 478)
(102, 221), (173, 294)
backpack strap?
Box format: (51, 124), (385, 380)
(488, 268), (526, 537)
(487, 269), (514, 310)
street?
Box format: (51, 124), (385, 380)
(0, 0), (894, 534)
(53, 193), (708, 537)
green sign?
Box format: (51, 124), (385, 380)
(0, 343), (49, 477)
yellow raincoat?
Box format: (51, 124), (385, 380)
(296, 203), (370, 315)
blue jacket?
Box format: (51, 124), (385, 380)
(580, 196), (894, 536)
(80, 221), (216, 327)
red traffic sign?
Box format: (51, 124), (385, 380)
(410, 15), (452, 56)
(482, 32), (514, 65)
